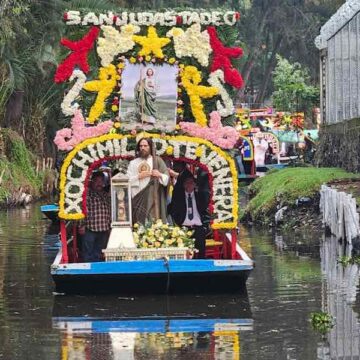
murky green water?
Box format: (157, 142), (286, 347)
(0, 205), (359, 359)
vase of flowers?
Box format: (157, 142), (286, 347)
(133, 219), (196, 253)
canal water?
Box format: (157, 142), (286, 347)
(0, 205), (359, 359)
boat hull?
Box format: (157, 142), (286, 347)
(51, 258), (253, 295)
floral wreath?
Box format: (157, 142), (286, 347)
(54, 10), (244, 228)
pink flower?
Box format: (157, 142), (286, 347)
(54, 110), (113, 151)
(179, 111), (238, 149)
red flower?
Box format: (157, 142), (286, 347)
(176, 15), (183, 25)
(63, 12), (68, 21)
(235, 12), (240, 20)
(113, 15), (118, 24)
(54, 26), (100, 83)
(207, 26), (244, 89)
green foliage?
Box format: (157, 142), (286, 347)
(310, 311), (334, 335)
(0, 129), (44, 204)
(238, 0), (343, 104)
(272, 55), (319, 113)
(338, 255), (360, 267)
(246, 167), (360, 222)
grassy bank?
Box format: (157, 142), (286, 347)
(0, 129), (50, 206)
(244, 167), (360, 224)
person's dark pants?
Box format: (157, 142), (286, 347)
(187, 225), (208, 259)
(81, 229), (109, 262)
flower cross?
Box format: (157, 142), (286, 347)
(181, 66), (218, 127)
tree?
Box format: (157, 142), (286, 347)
(272, 55), (319, 114)
(237, 0), (345, 105)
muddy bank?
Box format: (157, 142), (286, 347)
(242, 167), (360, 233)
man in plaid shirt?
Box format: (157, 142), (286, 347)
(79, 172), (111, 262)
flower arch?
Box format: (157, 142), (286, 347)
(59, 133), (238, 229)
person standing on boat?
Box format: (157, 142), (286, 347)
(169, 174), (210, 259)
(127, 138), (169, 225)
(78, 172), (111, 262)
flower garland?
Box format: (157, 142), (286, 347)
(60, 70), (87, 116)
(207, 69), (235, 117)
(166, 23), (212, 66)
(97, 24), (140, 66)
(133, 26), (171, 59)
(179, 111), (238, 149)
(54, 26), (100, 83)
(54, 110), (113, 151)
(83, 64), (120, 123)
(181, 65), (218, 127)
(58, 133), (238, 228)
(207, 26), (243, 89)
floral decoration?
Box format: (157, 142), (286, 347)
(272, 112), (304, 131)
(207, 69), (235, 117)
(83, 64), (119, 123)
(179, 111), (238, 149)
(133, 220), (195, 252)
(97, 24), (140, 66)
(181, 65), (218, 126)
(166, 23), (212, 66)
(55, 11), (245, 229)
(60, 70), (87, 116)
(54, 110), (113, 151)
(58, 133), (238, 228)
(64, 11), (240, 27)
(133, 26), (171, 58)
(207, 26), (243, 89)
(54, 26), (100, 83)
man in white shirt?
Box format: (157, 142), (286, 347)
(253, 132), (269, 167)
(169, 174), (210, 259)
(127, 138), (169, 224)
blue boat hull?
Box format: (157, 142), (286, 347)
(52, 270), (251, 294)
(40, 204), (59, 221)
(51, 258), (253, 295)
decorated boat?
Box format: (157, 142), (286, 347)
(50, 9), (254, 294)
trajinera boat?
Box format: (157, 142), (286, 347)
(50, 8), (254, 294)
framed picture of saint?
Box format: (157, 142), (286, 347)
(120, 61), (178, 131)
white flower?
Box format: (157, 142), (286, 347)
(166, 23), (212, 66)
(66, 11), (81, 26)
(82, 12), (99, 26)
(97, 24), (140, 66)
(208, 70), (235, 117)
(61, 70), (86, 117)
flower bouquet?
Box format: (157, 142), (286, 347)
(133, 219), (195, 251)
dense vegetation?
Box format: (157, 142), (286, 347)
(0, 129), (51, 205)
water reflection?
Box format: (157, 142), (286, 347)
(53, 294), (253, 359)
(0, 206), (360, 359)
(321, 236), (360, 359)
